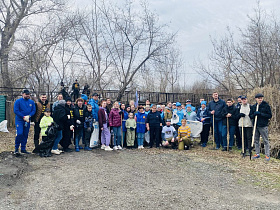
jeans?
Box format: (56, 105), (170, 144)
(75, 128), (83, 148)
(112, 126), (122, 146)
(137, 133), (145, 146)
(52, 130), (63, 150)
(213, 120), (223, 148)
(222, 125), (235, 148)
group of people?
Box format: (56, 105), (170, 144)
(13, 89), (272, 160)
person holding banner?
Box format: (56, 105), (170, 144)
(249, 93), (272, 161)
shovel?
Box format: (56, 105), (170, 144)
(241, 117), (245, 158)
(227, 117), (229, 152)
(209, 114), (216, 150)
(250, 104), (259, 160)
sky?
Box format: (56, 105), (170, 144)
(70, 0), (280, 85)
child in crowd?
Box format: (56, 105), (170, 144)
(39, 108), (53, 157)
(177, 119), (192, 150)
(162, 119), (177, 149)
(135, 106), (147, 149)
(84, 104), (94, 151)
(126, 113), (136, 148)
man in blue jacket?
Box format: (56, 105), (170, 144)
(14, 89), (36, 155)
(208, 92), (226, 149)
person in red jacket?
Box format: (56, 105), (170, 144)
(109, 101), (124, 150)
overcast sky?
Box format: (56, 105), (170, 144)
(70, 0), (280, 85)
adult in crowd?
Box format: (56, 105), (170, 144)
(235, 95), (242, 149)
(221, 99), (238, 151)
(106, 98), (113, 114)
(121, 103), (129, 147)
(73, 98), (86, 152)
(82, 83), (90, 96)
(237, 96), (252, 155)
(249, 93), (272, 161)
(185, 104), (197, 121)
(98, 100), (113, 151)
(146, 104), (163, 148)
(33, 94), (50, 148)
(52, 100), (68, 155)
(52, 94), (63, 112)
(208, 92), (226, 149)
(145, 99), (151, 107)
(14, 89), (36, 155)
(60, 97), (74, 152)
(197, 101), (211, 147)
(109, 101), (124, 150)
(71, 79), (80, 101)
(164, 102), (173, 121)
(88, 93), (100, 147)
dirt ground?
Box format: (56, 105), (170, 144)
(0, 128), (280, 209)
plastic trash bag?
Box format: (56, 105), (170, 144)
(0, 120), (9, 133)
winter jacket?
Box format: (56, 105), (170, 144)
(34, 99), (50, 122)
(39, 116), (54, 137)
(65, 104), (75, 127)
(125, 118), (136, 130)
(84, 110), (94, 129)
(164, 108), (172, 121)
(88, 98), (99, 121)
(173, 109), (185, 126)
(237, 104), (252, 127)
(109, 108), (123, 127)
(208, 99), (226, 121)
(121, 109), (128, 132)
(146, 111), (163, 127)
(135, 111), (147, 133)
(73, 104), (86, 129)
(98, 107), (108, 129)
(221, 105), (238, 126)
(197, 107), (211, 124)
(14, 98), (36, 122)
(53, 104), (68, 131)
(249, 101), (272, 127)
(185, 111), (197, 121)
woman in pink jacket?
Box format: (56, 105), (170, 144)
(109, 102), (124, 150)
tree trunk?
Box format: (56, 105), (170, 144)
(0, 53), (13, 100)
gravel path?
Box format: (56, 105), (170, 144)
(1, 148), (280, 210)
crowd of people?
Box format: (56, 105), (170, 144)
(13, 89), (272, 161)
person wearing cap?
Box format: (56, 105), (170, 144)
(172, 103), (177, 111)
(146, 104), (163, 148)
(71, 79), (80, 102)
(135, 106), (147, 149)
(52, 100), (68, 155)
(185, 104), (197, 121)
(13, 89), (36, 155)
(208, 92), (226, 149)
(249, 93), (272, 161)
(186, 99), (196, 112)
(60, 97), (75, 152)
(197, 101), (211, 147)
(73, 98), (86, 151)
(33, 93), (50, 148)
(39, 108), (53, 157)
(234, 96), (242, 149)
(237, 96), (252, 155)
(161, 119), (177, 149)
(172, 102), (184, 131)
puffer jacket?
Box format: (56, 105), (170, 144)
(135, 111), (147, 133)
(109, 108), (123, 127)
(249, 101), (272, 127)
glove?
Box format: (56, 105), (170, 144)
(255, 111), (261, 116)
(130, 127), (134, 131)
(240, 113), (245, 117)
(70, 125), (74, 130)
(93, 118), (96, 123)
(119, 110), (123, 115)
(48, 123), (52, 126)
(67, 115), (71, 119)
(76, 120), (81, 124)
(23, 115), (30, 122)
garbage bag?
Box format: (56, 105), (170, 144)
(0, 120), (9, 133)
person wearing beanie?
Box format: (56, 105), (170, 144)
(88, 93), (100, 148)
(172, 102), (184, 131)
(60, 97), (74, 152)
(73, 98), (86, 152)
(52, 100), (68, 155)
(185, 104), (197, 121)
(81, 94), (88, 104)
(208, 92), (226, 149)
(13, 89), (36, 155)
(249, 93), (272, 161)
(197, 101), (211, 147)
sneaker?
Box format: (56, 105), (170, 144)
(79, 146), (83, 149)
(56, 149), (63, 153)
(265, 155), (270, 161)
(113, 146), (118, 150)
(105, 146), (113, 151)
(75, 147), (80, 152)
(138, 146), (141, 149)
(51, 149), (60, 155)
(21, 150), (31, 154)
(252, 154), (260, 159)
(141, 146), (144, 149)
(84, 147), (92, 151)
(14, 149), (20, 156)
(101, 145), (106, 150)
(117, 145), (122, 150)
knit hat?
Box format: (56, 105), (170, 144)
(81, 94), (88, 101)
(186, 104), (192, 108)
(176, 102), (181, 107)
(157, 105), (161, 109)
(201, 101), (207, 105)
(65, 97), (72, 102)
(58, 100), (66, 107)
(44, 108), (51, 112)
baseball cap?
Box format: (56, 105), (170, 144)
(241, 95), (247, 99)
(22, 89), (30, 94)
